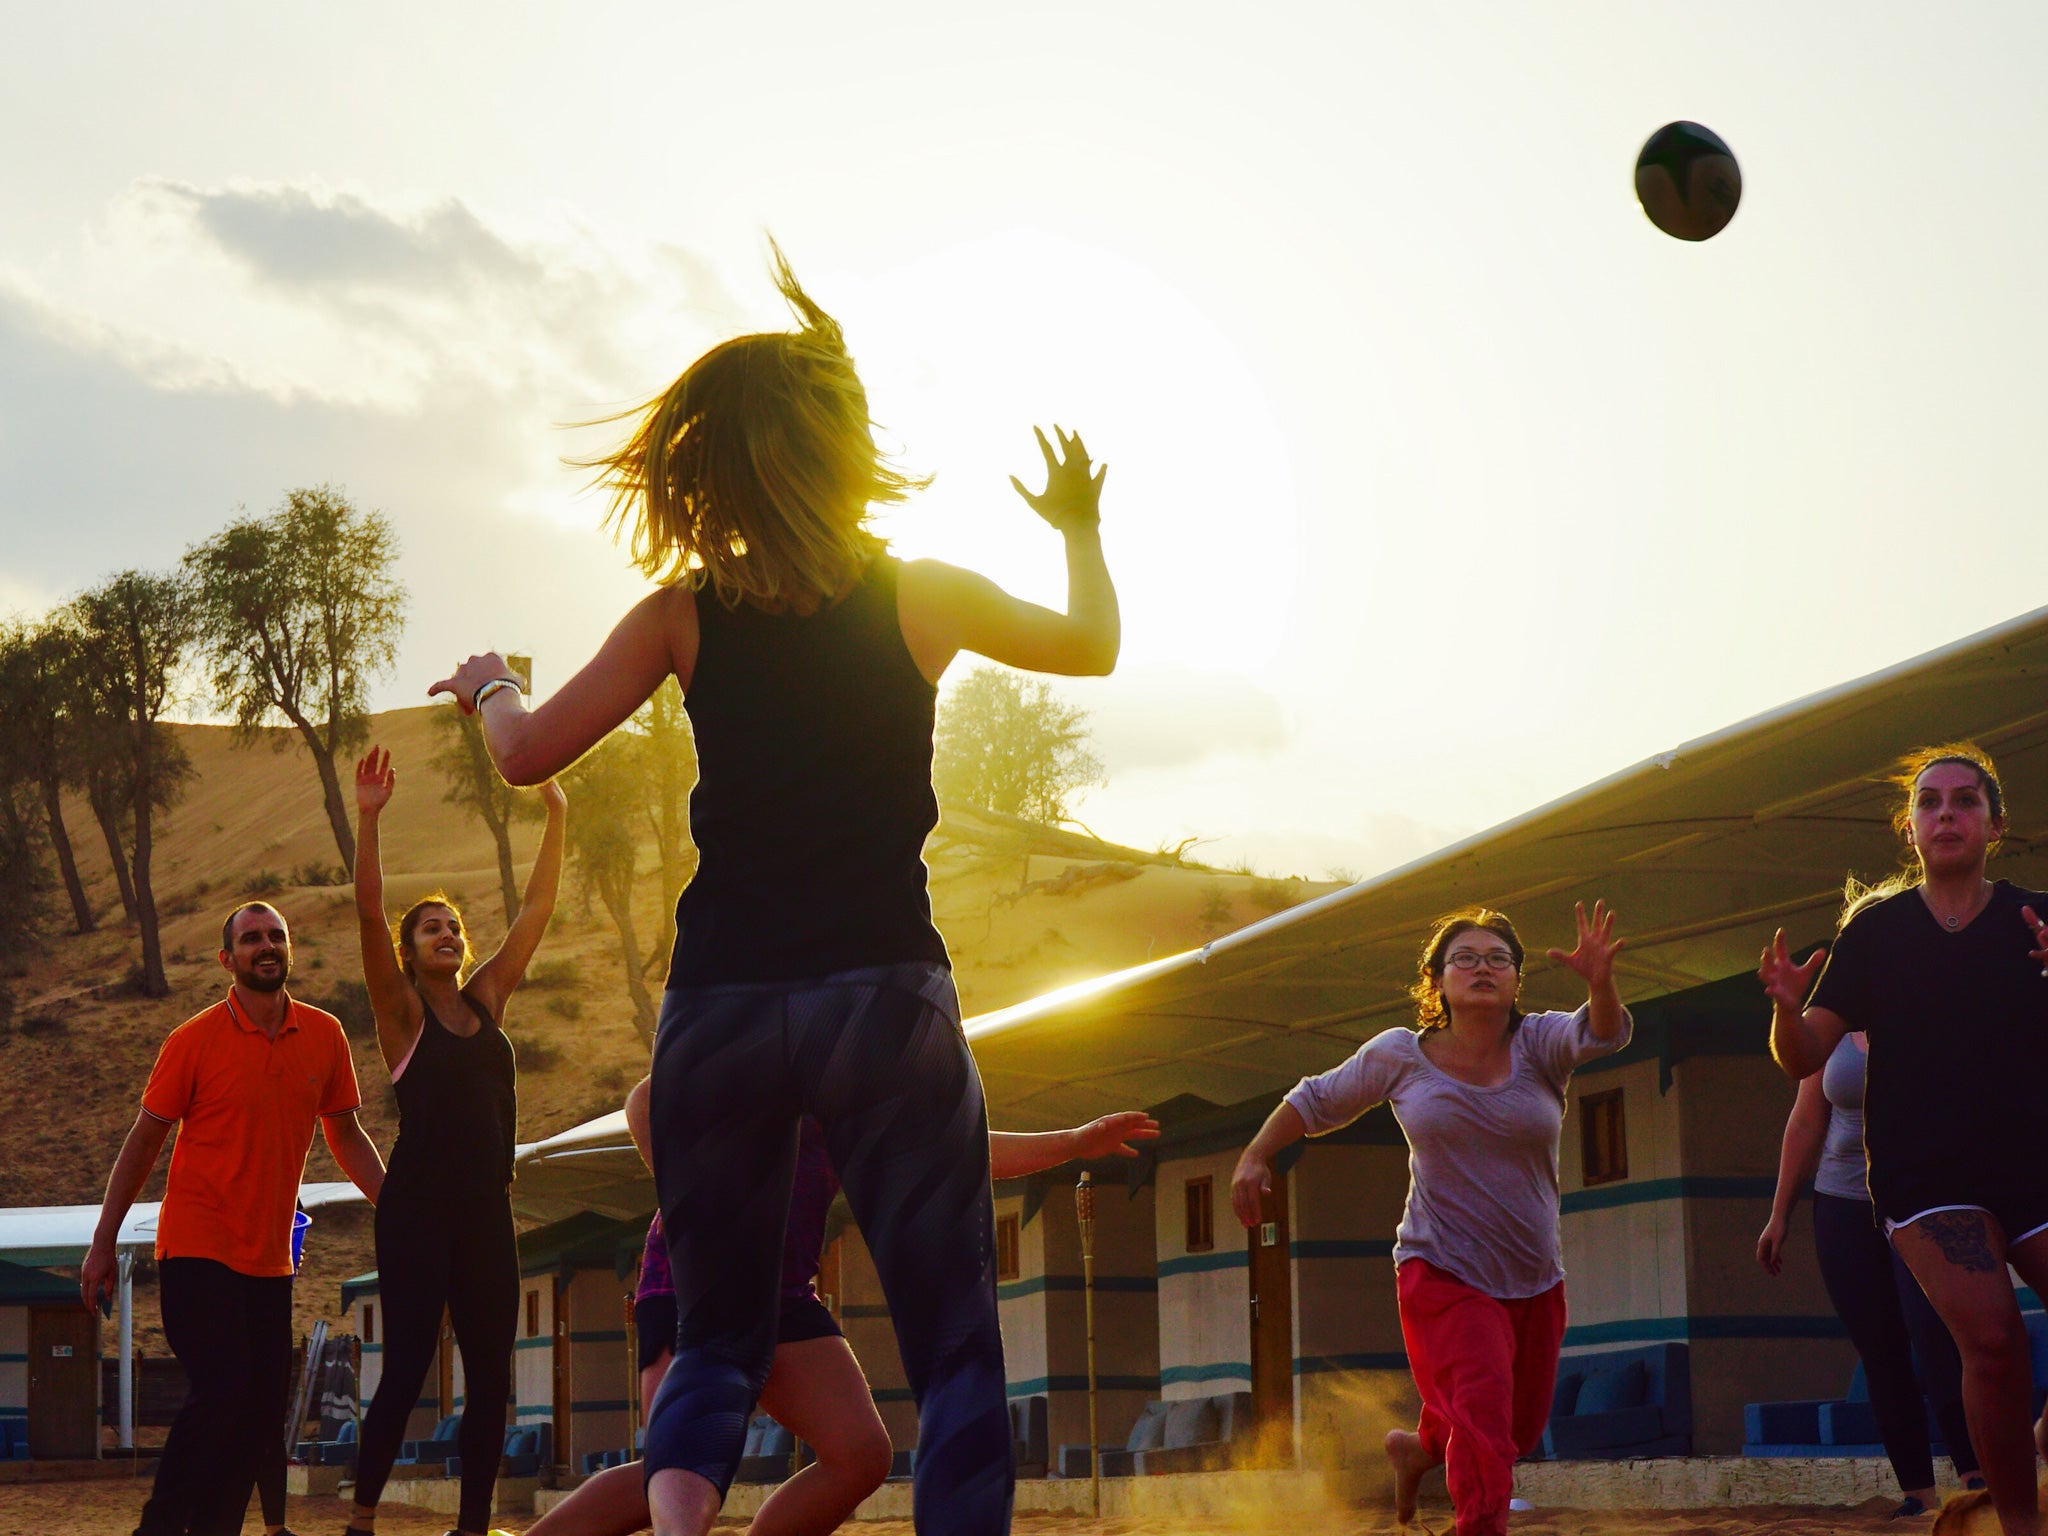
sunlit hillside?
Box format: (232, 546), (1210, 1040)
(0, 704), (1338, 1351)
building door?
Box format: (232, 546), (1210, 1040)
(28, 1306), (98, 1458)
(437, 1308), (454, 1420)
(552, 1276), (570, 1470)
(1247, 1169), (1294, 1452)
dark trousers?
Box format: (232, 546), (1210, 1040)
(137, 1257), (293, 1536)
(645, 963), (1011, 1536)
(1812, 1190), (1979, 1488)
(353, 1182), (520, 1534)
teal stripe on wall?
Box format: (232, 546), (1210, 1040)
(1294, 1351), (1408, 1375)
(1159, 1362), (1251, 1386)
(842, 1304), (891, 1319)
(569, 1329), (628, 1344)
(997, 1274), (1160, 1301)
(513, 1404), (553, 1419)
(1005, 1374), (1161, 1397)
(362, 1343), (383, 1355)
(1560, 1314), (1845, 1347)
(1290, 1240), (1395, 1261)
(1559, 1176), (1778, 1215)
(514, 1337), (553, 1351)
(1158, 1251), (1248, 1279)
(0, 1354), (26, 1364)
(571, 1399), (631, 1412)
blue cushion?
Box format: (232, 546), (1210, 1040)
(1577, 1359), (1647, 1414)
(1125, 1402), (1169, 1453)
(1161, 1398), (1220, 1451)
(1551, 1371), (1584, 1417)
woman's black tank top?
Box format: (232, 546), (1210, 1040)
(670, 555), (950, 987)
(385, 993), (517, 1199)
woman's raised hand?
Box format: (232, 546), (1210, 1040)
(429, 651), (517, 715)
(1547, 899), (1625, 989)
(1010, 425), (1106, 534)
(1758, 929), (1826, 1013)
(354, 747), (396, 814)
(539, 779), (567, 815)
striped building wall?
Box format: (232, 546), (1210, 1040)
(1153, 1149), (1250, 1403)
(0, 1308), (25, 1414)
(838, 1225), (918, 1449)
(995, 1177), (1158, 1460)
(1290, 1136), (1414, 1468)
(560, 1267), (635, 1469)
(512, 1276), (555, 1427)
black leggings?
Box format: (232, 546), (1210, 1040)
(646, 963), (1011, 1534)
(1812, 1190), (1979, 1488)
(354, 1183), (520, 1533)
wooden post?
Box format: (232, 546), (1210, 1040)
(1076, 1170), (1099, 1517)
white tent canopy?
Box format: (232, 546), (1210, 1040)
(965, 602), (2048, 1127)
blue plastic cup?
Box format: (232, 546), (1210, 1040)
(291, 1210), (312, 1273)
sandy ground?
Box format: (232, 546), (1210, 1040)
(0, 1480), (1921, 1536)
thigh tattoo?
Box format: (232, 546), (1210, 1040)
(1918, 1210), (2002, 1274)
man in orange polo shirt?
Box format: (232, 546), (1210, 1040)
(83, 901), (386, 1536)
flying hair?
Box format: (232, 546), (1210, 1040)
(1839, 741), (2006, 929)
(581, 239), (929, 609)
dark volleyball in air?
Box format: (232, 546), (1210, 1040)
(1635, 121), (1741, 241)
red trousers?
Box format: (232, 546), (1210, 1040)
(1397, 1258), (1568, 1536)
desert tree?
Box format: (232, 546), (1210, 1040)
(0, 618), (94, 932)
(431, 705), (533, 924)
(932, 664), (1105, 825)
(635, 679), (696, 974)
(68, 570), (198, 997)
(562, 733), (657, 1041)
(185, 486), (405, 872)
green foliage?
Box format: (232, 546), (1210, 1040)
(513, 1033), (563, 1071)
(1198, 882), (1235, 930)
(933, 665), (1104, 825)
(562, 734), (657, 1039)
(525, 958), (582, 990)
(546, 994), (582, 1020)
(248, 870), (286, 896)
(430, 704), (527, 923)
(289, 860), (349, 888)
(184, 486), (406, 869)
(1246, 877), (1302, 915)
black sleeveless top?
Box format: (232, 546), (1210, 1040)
(384, 993), (518, 1199)
(670, 555), (950, 986)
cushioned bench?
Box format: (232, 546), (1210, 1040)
(1058, 1391), (1256, 1477)
(294, 1416), (358, 1467)
(1745, 1314), (2048, 1458)
(393, 1412), (462, 1474)
(1539, 1344), (1691, 1460)
(735, 1414), (797, 1484)
(0, 1416), (30, 1461)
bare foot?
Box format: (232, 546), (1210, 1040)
(1385, 1427), (1436, 1526)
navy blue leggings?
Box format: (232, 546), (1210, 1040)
(645, 963), (1011, 1533)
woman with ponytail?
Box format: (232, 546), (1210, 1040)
(1765, 745), (2048, 1536)
(431, 245), (1119, 1536)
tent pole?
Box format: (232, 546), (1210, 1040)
(118, 1248), (134, 1451)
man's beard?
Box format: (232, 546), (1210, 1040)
(236, 955), (291, 993)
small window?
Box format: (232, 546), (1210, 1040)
(1185, 1176), (1214, 1253)
(995, 1213), (1021, 1281)
(362, 1303), (375, 1345)
(526, 1290), (540, 1339)
(1581, 1088), (1628, 1186)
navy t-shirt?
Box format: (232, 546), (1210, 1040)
(1809, 881), (2048, 1219)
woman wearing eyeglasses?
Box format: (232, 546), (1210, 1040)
(1230, 903), (1630, 1536)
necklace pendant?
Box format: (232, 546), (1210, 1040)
(1946, 915), (1960, 929)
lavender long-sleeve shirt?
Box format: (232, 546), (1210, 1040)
(1283, 1005), (1630, 1299)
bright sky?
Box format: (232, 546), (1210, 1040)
(4, 3), (2046, 879)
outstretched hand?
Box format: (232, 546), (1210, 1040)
(2023, 906), (2048, 978)
(429, 651), (516, 715)
(1547, 900), (1625, 989)
(355, 747), (395, 813)
(1010, 425), (1106, 534)
(1758, 929), (1826, 1013)
(1068, 1111), (1161, 1162)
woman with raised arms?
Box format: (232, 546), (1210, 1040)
(345, 747), (566, 1536)
(1764, 745), (2048, 1536)
(430, 247), (1118, 1536)
(1231, 903), (1630, 1536)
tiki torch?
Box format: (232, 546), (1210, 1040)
(1076, 1170), (1100, 1517)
